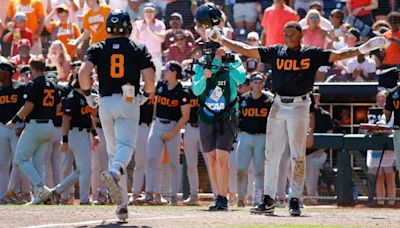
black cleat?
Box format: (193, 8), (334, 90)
(250, 195), (275, 215)
(209, 195), (228, 211)
(289, 198), (301, 216)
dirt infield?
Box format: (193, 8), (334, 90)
(1, 205), (399, 228)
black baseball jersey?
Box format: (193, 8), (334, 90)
(306, 106), (333, 155)
(239, 92), (273, 134)
(258, 45), (332, 96)
(23, 76), (59, 121)
(85, 37), (155, 97)
(0, 81), (25, 124)
(140, 97), (155, 125)
(53, 83), (73, 127)
(62, 90), (92, 129)
(385, 86), (400, 126)
(187, 88), (199, 124)
(155, 80), (189, 121)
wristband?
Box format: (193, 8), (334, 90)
(62, 135), (68, 143)
(82, 89), (91, 96)
(142, 91), (150, 98)
(91, 129), (98, 137)
(11, 115), (23, 124)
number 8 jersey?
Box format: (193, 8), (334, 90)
(23, 76), (60, 122)
(84, 37), (155, 97)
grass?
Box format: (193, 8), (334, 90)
(227, 225), (350, 228)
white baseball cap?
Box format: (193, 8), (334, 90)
(247, 31), (259, 40)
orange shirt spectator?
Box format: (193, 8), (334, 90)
(383, 12), (400, 66)
(82, 3), (111, 45)
(6, 0), (45, 36)
(261, 0), (298, 46)
(45, 4), (81, 59)
(347, 0), (373, 17)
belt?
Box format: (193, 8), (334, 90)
(70, 127), (90, 132)
(276, 94), (309, 104)
(27, 119), (50, 124)
(243, 131), (265, 135)
(190, 123), (199, 128)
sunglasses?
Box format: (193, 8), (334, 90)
(309, 15), (320, 21)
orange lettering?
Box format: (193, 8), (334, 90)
(0, 96), (4, 104)
(301, 58), (310, 69)
(284, 59), (293, 70)
(11, 95), (17, 103)
(292, 60), (301, 70)
(394, 100), (400, 109)
(276, 59), (285, 70)
(190, 99), (199, 108)
(80, 105), (92, 115)
(260, 108), (268, 117)
(0, 95), (18, 104)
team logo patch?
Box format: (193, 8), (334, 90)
(204, 89), (226, 116)
(113, 44), (120, 49)
(393, 91), (399, 100)
(241, 100), (247, 108)
(111, 17), (119, 23)
(23, 94), (27, 99)
(157, 86), (163, 94)
(182, 97), (187, 103)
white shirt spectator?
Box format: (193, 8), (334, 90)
(346, 57), (376, 82)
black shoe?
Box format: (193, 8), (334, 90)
(209, 195), (227, 211)
(289, 198), (301, 216)
(250, 195), (275, 214)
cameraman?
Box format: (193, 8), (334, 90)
(192, 46), (246, 211)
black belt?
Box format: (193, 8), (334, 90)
(159, 119), (171, 124)
(280, 95), (307, 104)
(27, 119), (50, 124)
(70, 127), (90, 132)
(190, 123), (199, 128)
(243, 131), (265, 135)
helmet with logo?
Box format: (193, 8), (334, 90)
(106, 9), (132, 35)
(194, 3), (222, 28)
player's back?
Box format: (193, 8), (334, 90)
(88, 37), (144, 97)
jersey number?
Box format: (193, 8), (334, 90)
(110, 54), (124, 78)
(43, 89), (55, 107)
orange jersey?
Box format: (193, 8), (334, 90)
(82, 4), (111, 45)
(46, 21), (81, 58)
(348, 0), (371, 17)
(383, 31), (400, 66)
(7, 0), (45, 34)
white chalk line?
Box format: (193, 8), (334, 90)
(20, 214), (203, 228)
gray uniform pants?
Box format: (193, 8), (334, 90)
(0, 123), (30, 199)
(91, 127), (108, 199)
(15, 121), (55, 187)
(264, 96), (310, 199)
(184, 124), (210, 196)
(44, 127), (62, 188)
(145, 119), (181, 196)
(132, 123), (151, 194)
(60, 148), (74, 200)
(99, 94), (140, 207)
(236, 132), (266, 199)
(55, 129), (92, 203)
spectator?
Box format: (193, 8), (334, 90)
(290, 0), (323, 13)
(366, 91), (396, 206)
(382, 12), (400, 68)
(233, 0), (261, 33)
(242, 32), (264, 72)
(346, 0), (378, 27)
(302, 9), (337, 49)
(370, 20), (391, 68)
(68, 0), (111, 48)
(132, 3), (166, 81)
(299, 1), (333, 31)
(44, 4), (81, 60)
(46, 0), (79, 24)
(346, 42), (376, 82)
(46, 40), (72, 82)
(329, 9), (345, 37)
(215, 11), (233, 40)
(345, 27), (360, 48)
(6, 0), (45, 55)
(166, 30), (194, 64)
(162, 12), (195, 53)
(304, 87), (333, 204)
(261, 0), (298, 46)
(372, 0), (395, 22)
(3, 12), (32, 57)
(10, 38), (33, 80)
(165, 0), (194, 30)
(125, 0), (146, 21)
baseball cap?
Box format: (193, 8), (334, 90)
(170, 12), (183, 22)
(56, 4), (69, 12)
(20, 65), (30, 74)
(309, 1), (323, 9)
(0, 56), (15, 75)
(312, 86), (320, 95)
(18, 38), (31, 48)
(144, 3), (156, 11)
(250, 73), (264, 82)
(164, 61), (183, 79)
(247, 32), (259, 40)
(14, 12), (27, 21)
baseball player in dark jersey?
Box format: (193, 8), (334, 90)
(236, 72), (273, 207)
(129, 96), (155, 204)
(385, 87), (400, 182)
(0, 57), (31, 204)
(6, 55), (60, 205)
(209, 21), (388, 216)
(78, 9), (155, 221)
(50, 76), (100, 205)
(137, 61), (190, 206)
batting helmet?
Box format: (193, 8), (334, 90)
(106, 9), (132, 35)
(0, 56), (15, 76)
(194, 3), (222, 27)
